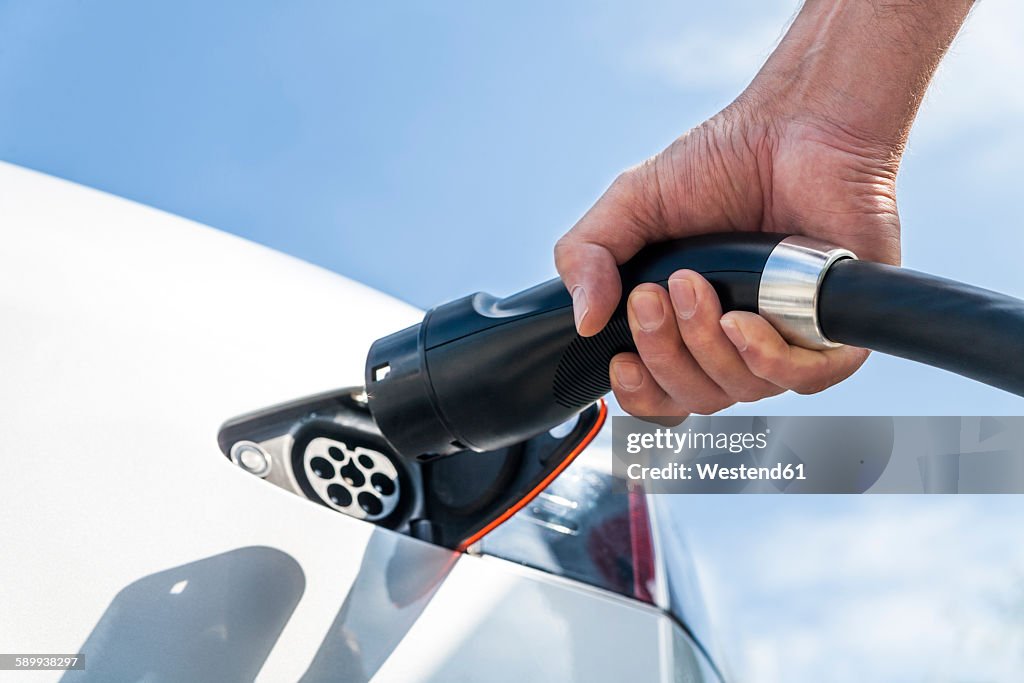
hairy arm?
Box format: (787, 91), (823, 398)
(755, 0), (975, 148)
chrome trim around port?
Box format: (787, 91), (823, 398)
(757, 236), (857, 350)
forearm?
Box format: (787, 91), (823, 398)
(751, 0), (974, 148)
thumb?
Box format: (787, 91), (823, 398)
(554, 170), (655, 337)
(553, 239), (621, 337)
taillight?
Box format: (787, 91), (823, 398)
(476, 433), (662, 606)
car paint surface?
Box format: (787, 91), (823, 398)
(0, 162), (716, 682)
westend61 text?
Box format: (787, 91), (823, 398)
(627, 461), (806, 482)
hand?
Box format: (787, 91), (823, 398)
(554, 0), (972, 421)
(554, 95), (901, 420)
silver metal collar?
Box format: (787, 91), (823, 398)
(757, 236), (856, 350)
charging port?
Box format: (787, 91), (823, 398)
(216, 387), (603, 549)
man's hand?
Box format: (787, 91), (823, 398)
(555, 0), (974, 420)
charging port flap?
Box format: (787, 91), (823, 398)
(216, 387), (606, 550)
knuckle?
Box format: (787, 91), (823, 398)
(794, 376), (832, 395)
(620, 393), (662, 418)
(791, 357), (833, 394)
(608, 167), (647, 205)
(747, 349), (783, 379)
(680, 329), (717, 355)
(652, 414), (687, 427)
(613, 167), (639, 187)
(614, 391), (642, 414)
(637, 346), (681, 369)
(686, 395), (733, 416)
(730, 384), (768, 404)
(552, 237), (576, 267)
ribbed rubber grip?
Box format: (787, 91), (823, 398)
(551, 267), (768, 409)
(553, 314), (635, 408)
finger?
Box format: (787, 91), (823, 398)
(554, 170), (654, 337)
(553, 240), (622, 338)
(627, 284), (734, 415)
(609, 352), (687, 426)
(667, 270), (785, 403)
(719, 311), (870, 394)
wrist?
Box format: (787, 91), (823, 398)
(743, 0), (973, 150)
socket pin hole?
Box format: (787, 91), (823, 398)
(327, 484), (353, 507)
(371, 472), (396, 496)
(310, 457), (334, 480)
(358, 492), (383, 516)
(339, 461), (366, 487)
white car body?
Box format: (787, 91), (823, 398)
(0, 163), (718, 682)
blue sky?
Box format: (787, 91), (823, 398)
(3, 2), (1024, 681)
(1, 1), (1022, 415)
